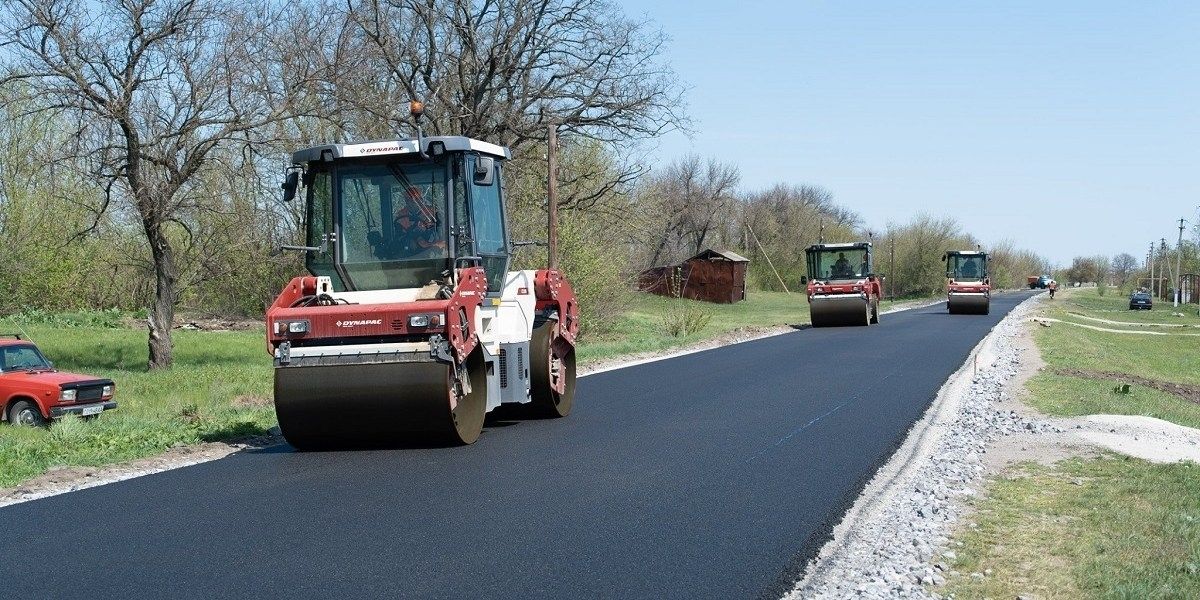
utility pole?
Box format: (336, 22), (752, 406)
(889, 237), (895, 300)
(546, 122), (559, 271)
(1175, 218), (1186, 307)
(1161, 238), (1169, 301)
(1149, 242), (1155, 295)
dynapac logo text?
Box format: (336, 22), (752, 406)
(335, 319), (383, 327)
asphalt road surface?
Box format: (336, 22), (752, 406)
(1, 292), (1035, 599)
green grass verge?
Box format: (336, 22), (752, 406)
(576, 290), (806, 363)
(0, 325), (274, 488)
(1036, 290), (1200, 387)
(1026, 372), (1200, 430)
(1059, 288), (1200, 326)
(942, 457), (1200, 599)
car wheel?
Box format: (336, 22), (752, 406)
(7, 400), (47, 427)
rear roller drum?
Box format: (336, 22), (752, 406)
(528, 320), (576, 418)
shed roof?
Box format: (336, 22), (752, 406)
(689, 249), (750, 263)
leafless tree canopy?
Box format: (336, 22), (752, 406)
(640, 155), (740, 265)
(1, 0), (299, 368)
(296, 0), (687, 150)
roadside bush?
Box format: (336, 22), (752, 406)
(1, 308), (128, 329)
(659, 300), (712, 337)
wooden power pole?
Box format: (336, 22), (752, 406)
(547, 123), (559, 271)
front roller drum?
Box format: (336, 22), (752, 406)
(810, 296), (871, 327)
(274, 351), (488, 450)
(948, 294), (990, 315)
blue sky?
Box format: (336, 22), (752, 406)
(617, 0), (1199, 265)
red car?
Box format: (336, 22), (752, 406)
(0, 335), (116, 426)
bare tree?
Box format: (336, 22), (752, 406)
(1, 0), (300, 368)
(321, 0), (688, 150)
(644, 155), (740, 265)
(1111, 252), (1138, 289)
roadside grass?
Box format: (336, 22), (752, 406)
(1056, 287), (1200, 326)
(0, 323), (273, 488)
(1025, 372), (1200, 430)
(941, 456), (1200, 600)
(944, 287), (1200, 598)
(1035, 291), (1200, 388)
(576, 290), (807, 363)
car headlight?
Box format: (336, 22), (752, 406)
(60, 389), (77, 402)
(102, 385), (114, 397)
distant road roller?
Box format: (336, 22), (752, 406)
(943, 250), (990, 314)
(267, 112), (578, 449)
(803, 242), (884, 327)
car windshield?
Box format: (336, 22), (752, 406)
(809, 248), (871, 280)
(309, 160), (451, 291)
(947, 254), (986, 280)
(0, 345), (51, 372)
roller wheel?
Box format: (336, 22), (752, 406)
(870, 299), (880, 324)
(447, 350), (489, 444)
(529, 320), (576, 418)
(7, 400), (46, 427)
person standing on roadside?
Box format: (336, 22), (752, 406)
(1048, 279), (1058, 299)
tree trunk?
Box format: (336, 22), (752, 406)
(144, 220), (178, 370)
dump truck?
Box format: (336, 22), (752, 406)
(267, 106), (578, 449)
(1027, 275), (1051, 289)
(802, 242), (883, 327)
(944, 250), (990, 314)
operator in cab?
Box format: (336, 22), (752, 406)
(960, 258), (978, 279)
(391, 186), (447, 258)
(832, 252), (853, 278)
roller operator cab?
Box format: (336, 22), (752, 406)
(802, 242), (883, 327)
(268, 135), (579, 449)
(943, 250), (990, 315)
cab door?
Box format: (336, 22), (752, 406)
(466, 155), (510, 294)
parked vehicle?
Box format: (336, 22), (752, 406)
(1027, 275), (1052, 289)
(1, 335), (116, 426)
(1129, 291), (1153, 310)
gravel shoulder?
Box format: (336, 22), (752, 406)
(787, 292), (1200, 599)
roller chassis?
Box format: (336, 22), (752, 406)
(944, 250), (991, 315)
(803, 242), (883, 328)
(267, 267), (579, 448)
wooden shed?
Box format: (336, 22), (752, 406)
(637, 249), (750, 304)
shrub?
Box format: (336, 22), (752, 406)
(659, 300), (712, 337)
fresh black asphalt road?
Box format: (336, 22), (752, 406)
(1, 291), (1035, 599)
